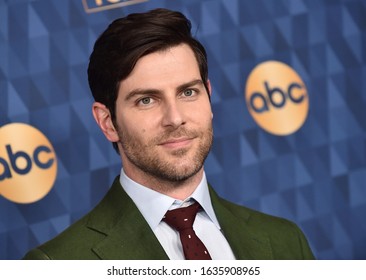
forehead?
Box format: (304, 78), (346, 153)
(119, 44), (201, 93)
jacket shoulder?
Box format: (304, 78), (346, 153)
(23, 177), (124, 260)
(23, 212), (103, 260)
(213, 194), (315, 259)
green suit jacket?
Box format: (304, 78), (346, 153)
(23, 177), (315, 260)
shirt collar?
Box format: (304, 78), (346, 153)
(119, 168), (220, 231)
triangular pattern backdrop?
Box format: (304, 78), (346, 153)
(1, 0), (366, 259)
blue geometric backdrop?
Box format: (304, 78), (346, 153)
(1, 0), (365, 260)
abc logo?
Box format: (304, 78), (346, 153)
(245, 61), (309, 135)
(0, 123), (57, 203)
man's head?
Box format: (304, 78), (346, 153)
(89, 9), (213, 188)
(88, 8), (210, 152)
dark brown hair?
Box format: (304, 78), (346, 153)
(88, 8), (209, 152)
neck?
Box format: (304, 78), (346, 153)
(123, 165), (204, 200)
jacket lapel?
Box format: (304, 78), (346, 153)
(84, 177), (272, 259)
(209, 186), (273, 259)
(86, 177), (169, 260)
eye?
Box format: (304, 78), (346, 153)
(139, 97), (152, 105)
(183, 89), (195, 97)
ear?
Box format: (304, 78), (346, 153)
(206, 79), (212, 97)
(206, 79), (213, 119)
(92, 102), (120, 142)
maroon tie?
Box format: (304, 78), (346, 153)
(163, 202), (212, 260)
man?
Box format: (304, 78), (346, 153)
(23, 8), (314, 260)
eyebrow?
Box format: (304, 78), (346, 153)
(124, 79), (205, 102)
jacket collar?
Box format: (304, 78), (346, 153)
(84, 177), (272, 259)
(86, 177), (169, 260)
(208, 185), (273, 259)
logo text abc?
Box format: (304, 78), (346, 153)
(245, 61), (309, 135)
(0, 144), (54, 180)
(0, 123), (57, 204)
(249, 81), (306, 113)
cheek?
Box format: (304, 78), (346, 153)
(193, 104), (212, 123)
(118, 115), (152, 141)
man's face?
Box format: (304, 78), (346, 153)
(114, 43), (213, 183)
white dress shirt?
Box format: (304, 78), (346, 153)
(120, 169), (236, 260)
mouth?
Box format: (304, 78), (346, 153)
(158, 137), (195, 149)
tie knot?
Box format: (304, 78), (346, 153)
(163, 202), (201, 231)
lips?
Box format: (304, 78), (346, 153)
(159, 137), (194, 149)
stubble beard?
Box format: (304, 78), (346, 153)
(117, 125), (213, 185)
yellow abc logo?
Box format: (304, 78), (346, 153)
(0, 123), (57, 204)
(245, 61), (309, 135)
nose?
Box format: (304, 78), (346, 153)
(161, 99), (186, 128)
